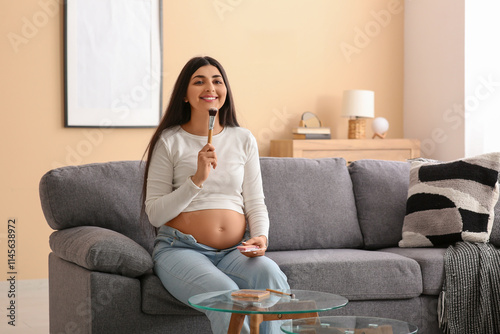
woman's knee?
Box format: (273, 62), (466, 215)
(247, 258), (289, 287)
(253, 257), (285, 275)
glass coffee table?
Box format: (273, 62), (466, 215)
(280, 316), (418, 334)
(188, 289), (348, 334)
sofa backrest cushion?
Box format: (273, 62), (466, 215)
(489, 198), (500, 247)
(261, 157), (363, 251)
(348, 159), (410, 249)
(39, 161), (155, 254)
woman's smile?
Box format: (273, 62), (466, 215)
(200, 95), (218, 102)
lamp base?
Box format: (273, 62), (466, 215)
(348, 119), (366, 139)
(372, 132), (387, 139)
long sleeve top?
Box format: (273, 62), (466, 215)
(145, 125), (270, 239)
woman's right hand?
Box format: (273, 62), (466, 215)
(191, 143), (217, 187)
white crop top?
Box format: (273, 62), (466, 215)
(145, 126), (270, 239)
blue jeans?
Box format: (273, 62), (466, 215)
(153, 225), (289, 334)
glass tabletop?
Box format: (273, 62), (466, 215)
(188, 289), (348, 315)
(280, 316), (418, 334)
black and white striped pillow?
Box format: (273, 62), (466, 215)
(399, 152), (500, 247)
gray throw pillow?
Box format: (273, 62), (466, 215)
(400, 152), (500, 247)
(49, 226), (153, 277)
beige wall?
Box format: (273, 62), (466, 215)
(404, 0), (465, 161)
(1, 0), (404, 279)
(405, 0), (500, 160)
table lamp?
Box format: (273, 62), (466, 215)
(341, 90), (374, 139)
(372, 117), (389, 139)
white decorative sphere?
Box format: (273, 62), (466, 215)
(372, 117), (389, 134)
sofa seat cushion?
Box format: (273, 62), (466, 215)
(260, 157), (363, 251)
(50, 226), (154, 278)
(266, 249), (422, 301)
(378, 247), (446, 296)
(140, 274), (202, 315)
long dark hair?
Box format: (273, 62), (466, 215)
(140, 56), (239, 232)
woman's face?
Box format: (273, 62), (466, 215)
(185, 65), (227, 117)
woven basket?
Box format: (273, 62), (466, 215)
(348, 118), (367, 139)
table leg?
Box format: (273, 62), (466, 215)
(228, 314), (245, 334)
(227, 309), (319, 334)
(250, 314), (263, 334)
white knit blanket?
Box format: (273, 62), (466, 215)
(438, 242), (500, 334)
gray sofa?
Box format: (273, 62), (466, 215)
(39, 157), (500, 334)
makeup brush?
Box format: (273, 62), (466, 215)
(207, 108), (218, 144)
(266, 289), (296, 299)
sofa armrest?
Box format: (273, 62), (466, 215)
(49, 226), (153, 278)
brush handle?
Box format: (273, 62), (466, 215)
(266, 289), (290, 296)
(266, 288), (296, 299)
(207, 129), (213, 144)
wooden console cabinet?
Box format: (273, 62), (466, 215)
(269, 139), (420, 162)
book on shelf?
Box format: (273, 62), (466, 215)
(293, 133), (331, 139)
(292, 127), (331, 135)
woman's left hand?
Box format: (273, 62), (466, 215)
(240, 235), (267, 258)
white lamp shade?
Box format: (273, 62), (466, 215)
(341, 90), (375, 118)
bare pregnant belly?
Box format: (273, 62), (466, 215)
(166, 209), (246, 249)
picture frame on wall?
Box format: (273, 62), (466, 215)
(64, 0), (163, 128)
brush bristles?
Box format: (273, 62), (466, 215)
(208, 108), (218, 117)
